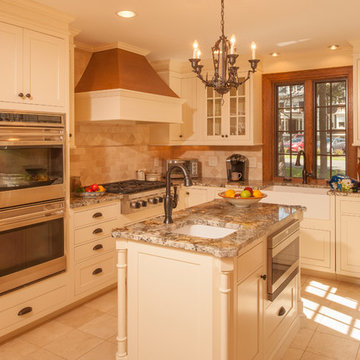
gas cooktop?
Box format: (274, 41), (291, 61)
(102, 180), (166, 194)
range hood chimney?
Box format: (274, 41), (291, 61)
(75, 46), (184, 123)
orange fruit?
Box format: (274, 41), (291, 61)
(253, 190), (263, 198)
(224, 189), (236, 198)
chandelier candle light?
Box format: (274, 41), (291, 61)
(189, 0), (260, 96)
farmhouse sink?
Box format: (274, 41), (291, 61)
(172, 224), (237, 239)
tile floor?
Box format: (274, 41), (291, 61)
(0, 275), (359, 360)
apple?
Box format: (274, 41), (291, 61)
(240, 190), (252, 198)
(91, 183), (99, 192)
(244, 187), (253, 196)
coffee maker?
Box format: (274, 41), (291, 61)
(226, 154), (249, 182)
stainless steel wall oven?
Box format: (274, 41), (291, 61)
(267, 220), (300, 301)
(0, 111), (66, 294)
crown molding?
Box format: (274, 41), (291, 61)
(74, 41), (150, 56)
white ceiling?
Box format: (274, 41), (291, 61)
(36, 0), (359, 61)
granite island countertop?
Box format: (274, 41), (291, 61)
(70, 193), (123, 209)
(112, 199), (304, 258)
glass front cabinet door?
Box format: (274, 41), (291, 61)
(199, 71), (262, 145)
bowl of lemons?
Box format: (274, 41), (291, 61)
(218, 187), (267, 208)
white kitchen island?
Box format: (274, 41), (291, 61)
(113, 200), (304, 360)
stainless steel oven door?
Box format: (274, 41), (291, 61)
(0, 126), (65, 207)
(0, 200), (65, 294)
(267, 221), (300, 301)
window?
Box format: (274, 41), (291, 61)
(263, 67), (356, 184)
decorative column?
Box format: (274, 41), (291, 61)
(116, 240), (128, 360)
(218, 258), (234, 360)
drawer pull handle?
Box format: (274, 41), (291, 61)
(278, 306), (286, 316)
(93, 244), (103, 251)
(92, 212), (103, 218)
(93, 228), (103, 235)
(17, 307), (33, 316)
(260, 274), (267, 280)
(92, 267), (103, 275)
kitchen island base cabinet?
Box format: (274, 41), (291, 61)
(116, 238), (301, 360)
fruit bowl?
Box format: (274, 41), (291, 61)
(218, 191), (267, 208)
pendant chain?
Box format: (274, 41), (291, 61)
(221, 0), (225, 37)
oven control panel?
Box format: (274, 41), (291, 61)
(122, 191), (166, 214)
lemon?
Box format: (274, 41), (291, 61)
(224, 189), (236, 198)
(253, 190), (263, 198)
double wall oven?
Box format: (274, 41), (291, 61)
(0, 112), (66, 294)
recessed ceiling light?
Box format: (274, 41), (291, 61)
(270, 52), (279, 57)
(328, 44), (339, 50)
(117, 10), (136, 18)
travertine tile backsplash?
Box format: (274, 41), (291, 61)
(70, 123), (262, 185)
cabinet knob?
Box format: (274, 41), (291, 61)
(18, 92), (24, 98)
(17, 306), (33, 316)
(260, 274), (267, 280)
(179, 134), (183, 138)
(221, 135), (224, 138)
(225, 134), (228, 138)
(25, 93), (31, 98)
(186, 191), (190, 195)
(278, 306), (286, 316)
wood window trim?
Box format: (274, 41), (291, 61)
(262, 66), (355, 184)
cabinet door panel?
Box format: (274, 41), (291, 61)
(23, 29), (65, 107)
(0, 22), (23, 103)
(236, 266), (263, 360)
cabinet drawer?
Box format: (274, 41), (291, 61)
(75, 253), (116, 294)
(265, 277), (296, 340)
(340, 200), (360, 216)
(74, 220), (118, 245)
(73, 203), (120, 228)
(75, 236), (115, 263)
(236, 242), (264, 283)
(0, 286), (66, 331)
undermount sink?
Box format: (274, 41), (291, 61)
(172, 224), (237, 239)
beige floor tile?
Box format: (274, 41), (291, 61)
(54, 305), (105, 328)
(43, 329), (103, 360)
(0, 338), (39, 360)
(77, 341), (117, 360)
(106, 305), (117, 317)
(280, 347), (303, 360)
(84, 289), (117, 313)
(79, 313), (117, 340)
(290, 327), (315, 350)
(24, 348), (66, 360)
(19, 320), (74, 347)
(356, 347), (360, 360)
(106, 334), (117, 344)
(301, 350), (333, 360)
(307, 331), (359, 360)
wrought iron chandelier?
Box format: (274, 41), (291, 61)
(189, 0), (260, 96)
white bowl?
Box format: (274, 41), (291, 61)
(218, 191), (267, 208)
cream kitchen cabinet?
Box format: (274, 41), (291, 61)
(336, 196), (360, 278)
(0, 21), (66, 110)
(198, 71), (262, 146)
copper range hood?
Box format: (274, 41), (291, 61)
(75, 47), (184, 123)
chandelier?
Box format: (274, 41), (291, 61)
(189, 0), (260, 96)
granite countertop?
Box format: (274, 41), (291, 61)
(328, 190), (360, 197)
(112, 199), (304, 258)
(70, 193), (123, 209)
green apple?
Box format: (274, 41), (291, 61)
(240, 190), (252, 198)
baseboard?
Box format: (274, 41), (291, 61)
(301, 268), (360, 285)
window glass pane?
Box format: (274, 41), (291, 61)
(215, 99), (221, 117)
(332, 156), (346, 176)
(277, 154), (288, 177)
(317, 107), (331, 131)
(332, 106), (345, 130)
(230, 118), (236, 135)
(332, 82), (346, 105)
(207, 100), (213, 117)
(331, 134), (346, 155)
(207, 118), (213, 136)
(207, 87), (213, 98)
(278, 110), (289, 131)
(291, 156), (302, 178)
(316, 82), (331, 106)
(278, 132), (290, 153)
(278, 86), (291, 108)
(291, 109), (304, 132)
(230, 98), (236, 116)
(238, 81), (245, 96)
(238, 98), (245, 115)
(290, 133), (304, 153)
(230, 87), (236, 96)
(238, 117), (245, 135)
(214, 90), (221, 98)
(316, 132), (330, 155)
(291, 85), (304, 107)
(215, 117), (221, 135)
(316, 155), (330, 179)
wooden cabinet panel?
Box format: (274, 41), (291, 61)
(23, 29), (65, 107)
(0, 22), (23, 104)
(74, 236), (115, 263)
(74, 220), (118, 245)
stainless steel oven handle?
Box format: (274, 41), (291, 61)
(271, 230), (299, 257)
